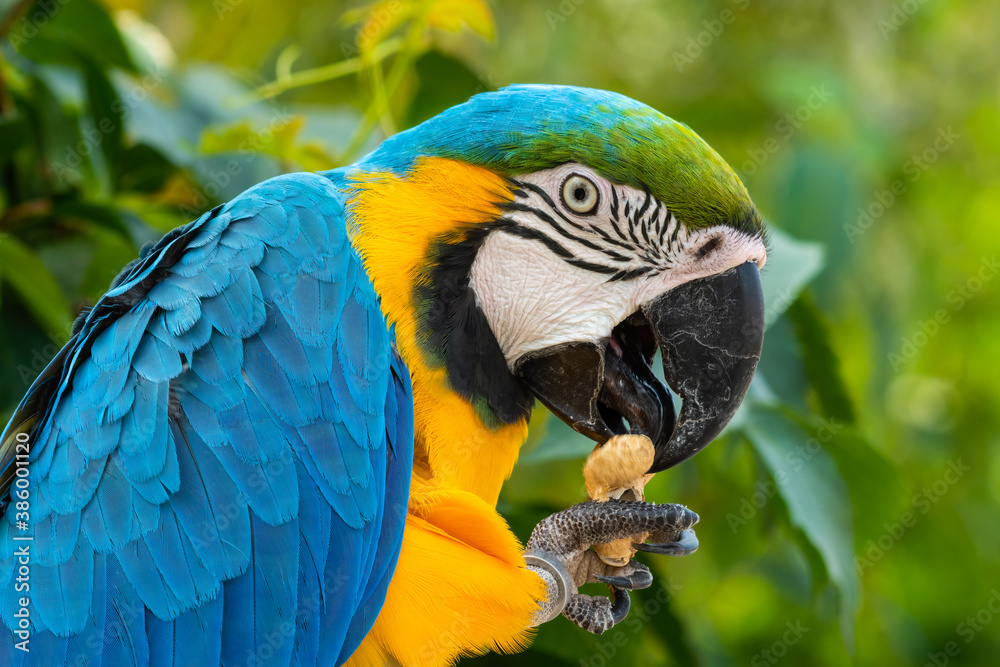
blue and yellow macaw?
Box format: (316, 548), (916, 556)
(0, 85), (767, 666)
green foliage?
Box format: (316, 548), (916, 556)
(1, 0), (997, 665)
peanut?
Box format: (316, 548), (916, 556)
(583, 434), (655, 566)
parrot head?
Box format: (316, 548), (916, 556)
(347, 84), (766, 475)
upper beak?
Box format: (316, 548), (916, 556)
(515, 261), (765, 473)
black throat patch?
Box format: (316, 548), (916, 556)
(414, 221), (534, 430)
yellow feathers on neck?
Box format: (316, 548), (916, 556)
(347, 157), (529, 504)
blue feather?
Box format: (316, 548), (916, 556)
(81, 461), (134, 553)
(62, 546), (107, 667)
(169, 417), (251, 580)
(200, 267), (266, 338)
(243, 336), (322, 427)
(147, 588), (224, 667)
(190, 333), (244, 386)
(32, 510), (81, 568)
(210, 445), (299, 526)
(142, 506), (219, 609)
(101, 555), (150, 667)
(291, 461), (328, 666)
(32, 537), (93, 635)
(220, 512), (299, 667)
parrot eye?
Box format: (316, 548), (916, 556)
(560, 174), (599, 215)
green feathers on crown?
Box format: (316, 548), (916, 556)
(359, 84), (763, 236)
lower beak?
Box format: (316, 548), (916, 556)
(516, 261), (765, 474)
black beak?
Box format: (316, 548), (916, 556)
(515, 261), (765, 474)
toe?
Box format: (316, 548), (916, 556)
(633, 528), (699, 556)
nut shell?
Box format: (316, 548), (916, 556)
(583, 434), (655, 566)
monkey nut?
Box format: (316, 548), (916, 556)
(583, 434), (655, 567)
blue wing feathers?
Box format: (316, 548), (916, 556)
(338, 354), (414, 664)
(209, 437), (300, 526)
(291, 461), (328, 666)
(220, 512), (299, 667)
(1, 172), (414, 664)
(147, 589), (225, 667)
(132, 332), (184, 383)
(170, 417), (252, 581)
(190, 333), (244, 386)
(46, 452), (103, 516)
(31, 510), (80, 568)
(81, 461), (133, 553)
(33, 536), (93, 635)
(103, 554), (151, 666)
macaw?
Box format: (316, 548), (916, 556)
(0, 84), (766, 666)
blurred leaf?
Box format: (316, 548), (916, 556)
(12, 0), (135, 71)
(636, 586), (701, 666)
(199, 114), (333, 171)
(823, 426), (907, 548)
(82, 58), (125, 189)
(0, 234), (73, 342)
(116, 143), (178, 193)
(81, 226), (138, 300)
(788, 292), (856, 423)
(762, 225), (825, 327)
(406, 50), (487, 126)
(354, 0), (413, 57)
(52, 200), (131, 239)
(742, 403), (859, 647)
(27, 71), (96, 190)
(0, 112), (29, 164)
(426, 0), (495, 39)
(518, 408), (593, 465)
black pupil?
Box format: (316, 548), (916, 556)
(574, 187), (587, 202)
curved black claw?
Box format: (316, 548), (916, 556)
(610, 587), (630, 625)
(633, 528), (700, 556)
(594, 560), (653, 590)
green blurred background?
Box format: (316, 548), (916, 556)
(0, 0), (997, 665)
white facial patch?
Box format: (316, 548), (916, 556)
(469, 163), (767, 368)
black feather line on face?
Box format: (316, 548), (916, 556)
(651, 200), (663, 237)
(635, 189), (651, 222)
(587, 223), (634, 252)
(501, 201), (607, 254)
(501, 222), (576, 259)
(608, 266), (654, 281)
(658, 211), (672, 247)
(417, 221), (534, 428)
(504, 180), (678, 281)
(626, 215), (642, 247)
